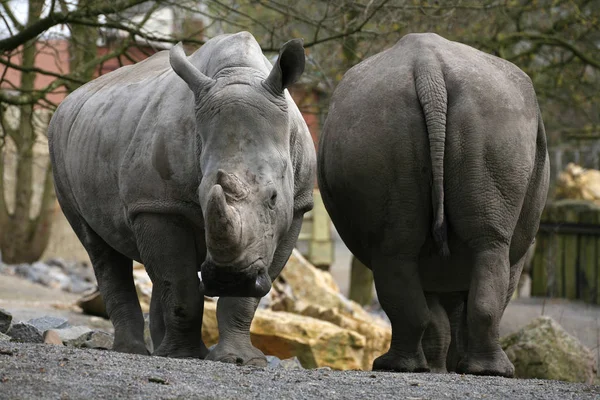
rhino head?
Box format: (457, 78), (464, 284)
(169, 38), (305, 298)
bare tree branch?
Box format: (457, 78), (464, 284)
(0, 0), (149, 52)
(1, 0), (25, 32)
(498, 31), (600, 70)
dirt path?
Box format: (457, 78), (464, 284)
(1, 272), (600, 398)
(0, 342), (598, 400)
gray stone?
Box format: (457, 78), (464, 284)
(52, 326), (93, 347)
(501, 316), (597, 384)
(43, 330), (64, 346)
(27, 316), (70, 332)
(8, 322), (43, 343)
(81, 331), (113, 350)
(266, 356), (304, 370)
(0, 308), (12, 334)
(0, 332), (10, 341)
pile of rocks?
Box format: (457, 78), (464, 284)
(555, 163), (600, 204)
(0, 257), (96, 294)
(0, 308), (112, 349)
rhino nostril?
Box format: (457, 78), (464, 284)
(268, 189), (277, 208)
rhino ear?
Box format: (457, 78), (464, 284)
(169, 42), (214, 95)
(264, 38), (305, 93)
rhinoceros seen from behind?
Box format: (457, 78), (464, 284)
(48, 31), (316, 366)
(318, 33), (549, 377)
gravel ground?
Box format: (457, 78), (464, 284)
(0, 342), (598, 400)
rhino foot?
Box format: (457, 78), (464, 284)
(153, 342), (208, 359)
(113, 340), (150, 356)
(456, 349), (514, 377)
(206, 342), (267, 367)
(372, 350), (430, 373)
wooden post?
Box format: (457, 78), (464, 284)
(349, 256), (373, 306)
(308, 190), (333, 270)
(531, 200), (600, 304)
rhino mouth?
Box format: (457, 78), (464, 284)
(200, 258), (271, 298)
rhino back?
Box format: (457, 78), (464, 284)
(319, 33), (544, 291)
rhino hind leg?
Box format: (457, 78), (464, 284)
(422, 294), (450, 373)
(60, 203), (148, 355)
(133, 213), (208, 359)
(456, 247), (514, 377)
(149, 286), (166, 350)
(441, 292), (468, 372)
(206, 296), (266, 367)
(371, 256), (430, 373)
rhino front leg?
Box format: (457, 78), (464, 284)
(206, 296), (266, 366)
(134, 213), (208, 359)
(90, 241), (147, 355)
(372, 255), (430, 372)
(457, 247), (514, 377)
(58, 198), (147, 355)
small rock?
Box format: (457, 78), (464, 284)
(266, 355), (282, 368)
(43, 330), (64, 346)
(0, 308), (12, 334)
(0, 332), (11, 342)
(8, 322), (43, 343)
(279, 357), (304, 370)
(52, 326), (93, 347)
(76, 289), (108, 318)
(266, 355), (304, 370)
(27, 316), (70, 332)
(81, 331), (113, 350)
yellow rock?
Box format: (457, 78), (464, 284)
(251, 309), (365, 370)
(556, 163), (600, 204)
(201, 301), (365, 370)
(133, 262), (152, 313)
(280, 249), (342, 308)
(299, 304), (390, 370)
(201, 300), (219, 348)
(278, 249), (391, 370)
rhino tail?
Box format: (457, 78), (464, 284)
(414, 57), (450, 257)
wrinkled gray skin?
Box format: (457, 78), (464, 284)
(318, 33), (549, 377)
(48, 32), (315, 365)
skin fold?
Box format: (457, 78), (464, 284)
(318, 33), (549, 377)
(48, 32), (316, 365)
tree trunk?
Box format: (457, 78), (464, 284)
(348, 256), (374, 306)
(0, 0), (51, 264)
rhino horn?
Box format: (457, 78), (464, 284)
(205, 184), (243, 263)
(170, 42), (215, 95)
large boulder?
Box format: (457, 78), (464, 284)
(276, 250), (391, 369)
(202, 301), (365, 370)
(501, 316), (597, 383)
(555, 163), (600, 204)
